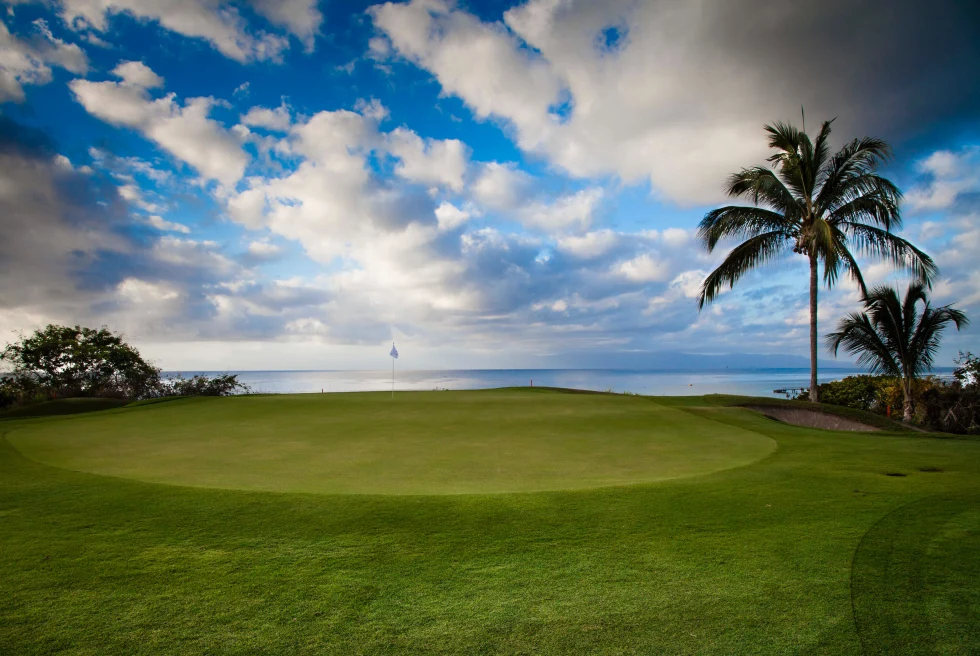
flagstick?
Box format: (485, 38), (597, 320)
(391, 355), (394, 400)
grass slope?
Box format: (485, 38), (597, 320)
(0, 397), (129, 420)
(5, 390), (775, 494)
(0, 390), (978, 654)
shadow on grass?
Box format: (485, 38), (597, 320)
(851, 492), (980, 655)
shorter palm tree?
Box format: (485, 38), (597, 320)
(825, 283), (969, 422)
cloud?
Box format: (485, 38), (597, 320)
(371, 0), (980, 205)
(145, 214), (190, 233)
(369, 0), (562, 141)
(519, 187), (603, 233)
(241, 103), (292, 132)
(386, 127), (468, 191)
(471, 161), (532, 209)
(434, 201), (470, 231)
(556, 229), (620, 259)
(0, 17), (88, 102)
(613, 253), (669, 283)
(241, 239), (285, 266)
(248, 0), (323, 49)
(111, 60), (163, 88)
(905, 147), (980, 212)
(227, 104), (434, 262)
(70, 62), (248, 187)
(54, 0), (310, 63)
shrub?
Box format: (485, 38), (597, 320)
(162, 374), (250, 397)
(813, 375), (890, 412)
(0, 325), (161, 403)
(0, 325), (249, 409)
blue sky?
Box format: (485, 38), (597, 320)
(0, 0), (978, 370)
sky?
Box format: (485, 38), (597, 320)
(0, 0), (978, 371)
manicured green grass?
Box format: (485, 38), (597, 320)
(1, 389), (978, 654)
(0, 397), (130, 420)
(5, 390), (775, 494)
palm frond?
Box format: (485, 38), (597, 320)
(725, 167), (800, 212)
(764, 122), (805, 160)
(838, 223), (939, 285)
(808, 217), (840, 285)
(825, 311), (899, 375)
(816, 136), (893, 210)
(811, 119), (835, 176)
(697, 231), (790, 309)
(908, 301), (970, 377)
(864, 285), (909, 372)
(697, 206), (796, 252)
(825, 175), (903, 230)
(827, 224), (867, 294)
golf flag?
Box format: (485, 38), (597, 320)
(390, 343), (399, 359)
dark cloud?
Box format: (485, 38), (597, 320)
(708, 0), (980, 145)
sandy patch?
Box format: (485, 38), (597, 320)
(744, 405), (879, 432)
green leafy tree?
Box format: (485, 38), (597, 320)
(954, 351), (980, 388)
(825, 283), (969, 422)
(0, 325), (161, 402)
(697, 116), (936, 401)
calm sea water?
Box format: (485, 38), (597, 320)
(164, 368), (868, 398)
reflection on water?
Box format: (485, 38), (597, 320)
(163, 368), (867, 398)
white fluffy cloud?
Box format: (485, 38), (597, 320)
(369, 0), (562, 143)
(386, 127), (468, 191)
(70, 63), (248, 186)
(53, 0), (321, 62)
(241, 103), (292, 131)
(519, 187), (603, 233)
(145, 214), (191, 233)
(434, 201), (470, 231)
(905, 147), (980, 212)
(556, 229), (619, 259)
(371, 0), (942, 205)
(248, 0), (322, 49)
(112, 60), (163, 88)
(613, 253), (669, 283)
(0, 18), (88, 102)
(471, 161), (532, 210)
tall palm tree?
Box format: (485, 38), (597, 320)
(826, 283), (968, 422)
(697, 117), (936, 401)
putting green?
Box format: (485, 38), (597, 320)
(6, 389), (775, 495)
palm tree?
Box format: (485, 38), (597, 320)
(825, 283), (968, 422)
(697, 116), (936, 401)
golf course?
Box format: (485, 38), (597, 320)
(2, 388), (979, 654)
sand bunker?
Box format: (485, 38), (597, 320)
(744, 405), (879, 432)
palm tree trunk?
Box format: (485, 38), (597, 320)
(903, 379), (914, 422)
(809, 252), (819, 402)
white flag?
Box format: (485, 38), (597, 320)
(390, 343), (398, 359)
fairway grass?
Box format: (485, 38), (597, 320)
(1, 390), (979, 654)
(5, 390), (775, 494)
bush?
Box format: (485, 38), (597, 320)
(0, 325), (249, 410)
(917, 351), (980, 435)
(814, 374), (948, 426)
(0, 325), (160, 404)
(812, 375), (891, 413)
(161, 374), (250, 397)
(919, 385), (980, 435)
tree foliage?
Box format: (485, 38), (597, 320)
(0, 325), (248, 409)
(917, 351), (980, 435)
(698, 119), (935, 305)
(697, 115), (936, 402)
(825, 284), (968, 421)
(1, 325), (159, 403)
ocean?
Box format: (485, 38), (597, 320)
(164, 368), (869, 399)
